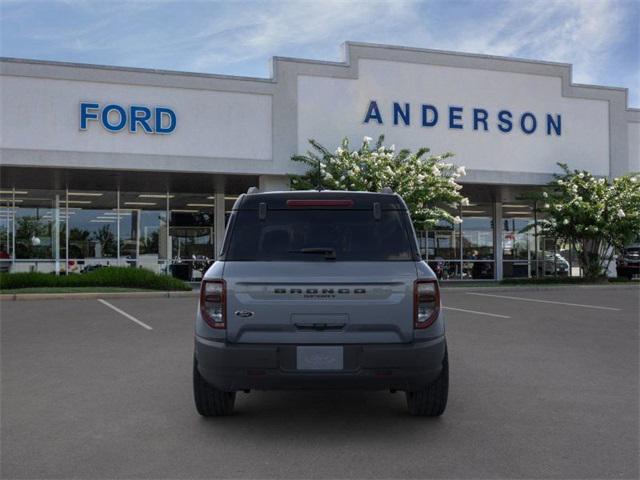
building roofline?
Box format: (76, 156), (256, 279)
(344, 41), (574, 69)
(1, 40), (636, 110)
(0, 56), (274, 84)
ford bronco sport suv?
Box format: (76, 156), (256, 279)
(193, 190), (448, 416)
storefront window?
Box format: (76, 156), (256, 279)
(423, 204), (465, 279)
(11, 189), (66, 272)
(169, 193), (215, 281)
(502, 203), (536, 278)
(66, 191), (118, 272)
(422, 203), (496, 280)
(0, 187), (229, 277)
(0, 193), (14, 272)
(120, 192), (169, 273)
(461, 204), (494, 279)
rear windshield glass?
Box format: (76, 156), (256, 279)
(224, 209), (416, 261)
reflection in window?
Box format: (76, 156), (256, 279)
(14, 190), (61, 261)
(502, 203), (536, 278)
(462, 204), (494, 260)
(66, 191), (118, 267)
(170, 193), (215, 261)
(0, 197), (13, 272)
(120, 192), (169, 272)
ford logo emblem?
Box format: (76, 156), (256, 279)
(234, 310), (254, 318)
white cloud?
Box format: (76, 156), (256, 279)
(183, 0), (419, 71)
(1, 0), (636, 103)
(448, 0), (630, 86)
(179, 0), (635, 94)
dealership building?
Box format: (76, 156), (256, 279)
(1, 42), (638, 280)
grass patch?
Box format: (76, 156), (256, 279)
(0, 287), (159, 294)
(0, 267), (192, 291)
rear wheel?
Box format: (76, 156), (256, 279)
(193, 358), (236, 416)
(406, 347), (449, 417)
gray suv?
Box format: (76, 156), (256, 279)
(193, 190), (448, 416)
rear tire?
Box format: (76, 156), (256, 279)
(193, 358), (236, 416)
(406, 347), (449, 417)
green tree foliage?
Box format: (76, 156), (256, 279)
(290, 135), (469, 230)
(536, 163), (640, 279)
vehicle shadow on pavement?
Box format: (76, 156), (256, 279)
(194, 390), (447, 438)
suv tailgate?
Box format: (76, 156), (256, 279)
(224, 261), (417, 344)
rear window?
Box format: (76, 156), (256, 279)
(224, 209), (416, 261)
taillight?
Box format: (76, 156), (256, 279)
(200, 280), (226, 329)
(414, 279), (440, 329)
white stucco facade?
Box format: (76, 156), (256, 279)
(298, 59), (611, 177)
(1, 41), (637, 183)
(0, 42), (637, 279)
(1, 76), (273, 161)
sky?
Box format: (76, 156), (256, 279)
(1, 0), (638, 106)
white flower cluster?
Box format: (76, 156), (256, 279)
(536, 163), (640, 278)
(291, 135), (468, 228)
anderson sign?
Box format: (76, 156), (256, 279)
(363, 100), (562, 136)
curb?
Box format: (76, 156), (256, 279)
(0, 290), (199, 301)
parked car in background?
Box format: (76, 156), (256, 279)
(539, 252), (570, 276)
(616, 244), (640, 280)
(194, 190), (448, 417)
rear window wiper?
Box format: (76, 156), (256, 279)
(288, 247), (337, 260)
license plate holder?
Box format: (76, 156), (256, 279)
(296, 346), (344, 371)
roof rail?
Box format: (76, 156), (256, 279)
(247, 186), (260, 194)
(381, 187), (393, 194)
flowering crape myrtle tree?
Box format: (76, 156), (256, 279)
(537, 163), (640, 279)
(289, 135), (469, 230)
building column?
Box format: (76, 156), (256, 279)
(258, 174), (290, 192)
(214, 192), (226, 260)
(54, 194), (60, 275)
(495, 201), (503, 281)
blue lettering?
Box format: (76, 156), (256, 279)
(520, 112), (537, 134)
(546, 114), (561, 136)
(449, 106), (463, 129)
(497, 110), (513, 132)
(363, 100), (383, 124)
(393, 102), (410, 126)
(473, 108), (489, 131)
(101, 104), (127, 132)
(421, 104), (438, 127)
(155, 107), (176, 134)
(130, 105), (153, 133)
(80, 102), (99, 130)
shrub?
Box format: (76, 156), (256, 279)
(0, 267), (191, 291)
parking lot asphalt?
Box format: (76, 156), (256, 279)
(1, 285), (638, 479)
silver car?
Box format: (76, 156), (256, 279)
(193, 190), (448, 416)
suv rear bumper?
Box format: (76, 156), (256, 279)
(195, 336), (446, 392)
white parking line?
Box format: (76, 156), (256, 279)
(443, 306), (511, 319)
(466, 292), (621, 311)
(97, 299), (153, 330)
